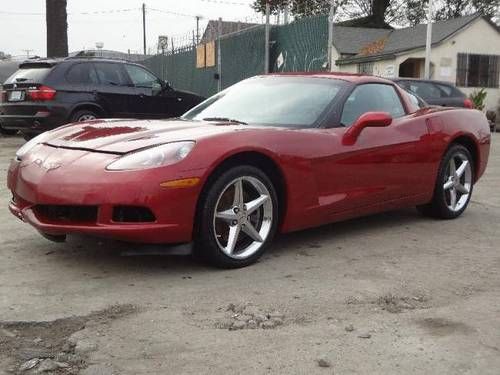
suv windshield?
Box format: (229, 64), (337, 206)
(5, 67), (52, 84)
(183, 76), (346, 128)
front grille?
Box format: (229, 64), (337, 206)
(34, 205), (98, 223)
(112, 206), (156, 223)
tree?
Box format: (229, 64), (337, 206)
(46, 0), (68, 57)
(252, 0), (500, 27)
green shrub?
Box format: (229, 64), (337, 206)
(469, 89), (487, 111)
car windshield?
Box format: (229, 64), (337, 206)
(182, 76), (346, 128)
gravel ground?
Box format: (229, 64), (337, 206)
(0, 134), (499, 374)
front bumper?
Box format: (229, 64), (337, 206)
(7, 145), (205, 244)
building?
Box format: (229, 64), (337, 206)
(201, 20), (259, 43)
(331, 14), (500, 111)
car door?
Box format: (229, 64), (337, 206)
(92, 62), (136, 118)
(123, 64), (179, 118)
(313, 83), (430, 214)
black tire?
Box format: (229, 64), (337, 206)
(0, 126), (18, 136)
(21, 132), (36, 141)
(70, 109), (99, 123)
(417, 144), (474, 219)
(195, 165), (279, 269)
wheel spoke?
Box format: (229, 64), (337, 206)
(456, 183), (469, 194)
(449, 158), (456, 176)
(225, 224), (241, 255)
(245, 194), (269, 215)
(450, 188), (457, 209)
(443, 180), (454, 190)
(233, 179), (244, 207)
(216, 209), (237, 222)
(242, 222), (263, 242)
(455, 160), (469, 178)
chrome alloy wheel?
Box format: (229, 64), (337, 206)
(443, 152), (472, 212)
(213, 176), (273, 259)
(78, 114), (97, 121)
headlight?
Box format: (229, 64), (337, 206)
(15, 133), (49, 160)
(106, 141), (195, 171)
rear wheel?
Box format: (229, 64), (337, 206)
(417, 144), (474, 219)
(71, 109), (98, 123)
(196, 165), (279, 268)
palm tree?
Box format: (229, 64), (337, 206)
(46, 0), (68, 57)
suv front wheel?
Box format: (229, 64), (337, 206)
(71, 109), (99, 123)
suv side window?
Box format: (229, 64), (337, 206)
(66, 63), (98, 84)
(93, 62), (129, 86)
(402, 81), (443, 99)
(124, 64), (159, 88)
(341, 84), (406, 126)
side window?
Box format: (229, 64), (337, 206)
(66, 63), (98, 84)
(407, 81), (443, 99)
(341, 84), (406, 126)
(93, 63), (129, 86)
(124, 65), (159, 88)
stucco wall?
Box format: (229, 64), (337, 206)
(332, 18), (500, 113)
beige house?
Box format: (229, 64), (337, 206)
(331, 15), (500, 112)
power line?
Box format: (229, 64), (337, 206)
(0, 8), (140, 16)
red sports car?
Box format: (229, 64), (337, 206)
(7, 74), (491, 268)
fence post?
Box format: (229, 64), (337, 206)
(327, 1), (335, 72)
(264, 2), (270, 74)
(217, 17), (223, 92)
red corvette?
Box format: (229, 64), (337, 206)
(7, 74), (491, 268)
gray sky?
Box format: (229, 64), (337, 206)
(0, 0), (261, 57)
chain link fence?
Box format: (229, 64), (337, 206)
(141, 15), (329, 98)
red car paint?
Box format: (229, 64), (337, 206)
(7, 74), (491, 244)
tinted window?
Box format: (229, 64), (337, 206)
(66, 63), (98, 84)
(93, 63), (129, 86)
(436, 83), (465, 98)
(341, 84), (406, 126)
(400, 81), (443, 99)
(183, 77), (346, 128)
(124, 65), (158, 88)
(5, 67), (52, 84)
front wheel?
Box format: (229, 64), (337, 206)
(418, 144), (474, 219)
(196, 166), (279, 268)
(71, 109), (98, 123)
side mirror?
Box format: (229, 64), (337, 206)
(342, 112), (392, 145)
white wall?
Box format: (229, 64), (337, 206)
(333, 18), (500, 113)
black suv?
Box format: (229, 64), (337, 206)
(0, 58), (205, 139)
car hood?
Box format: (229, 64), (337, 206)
(43, 118), (249, 154)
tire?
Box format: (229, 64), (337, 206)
(21, 132), (36, 141)
(0, 126), (17, 136)
(70, 109), (98, 123)
(195, 165), (279, 269)
(417, 144), (474, 219)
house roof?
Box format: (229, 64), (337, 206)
(334, 14), (494, 64)
(201, 20), (260, 42)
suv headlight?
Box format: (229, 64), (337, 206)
(106, 141), (195, 171)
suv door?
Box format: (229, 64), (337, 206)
(124, 64), (180, 118)
(92, 62), (136, 118)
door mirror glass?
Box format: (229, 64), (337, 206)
(152, 81), (162, 95)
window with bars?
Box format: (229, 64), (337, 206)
(456, 53), (500, 88)
(357, 62), (374, 75)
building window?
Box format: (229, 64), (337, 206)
(357, 62), (374, 75)
(456, 53), (499, 88)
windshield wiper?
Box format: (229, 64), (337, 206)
(203, 117), (248, 125)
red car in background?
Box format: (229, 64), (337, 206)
(7, 73), (491, 268)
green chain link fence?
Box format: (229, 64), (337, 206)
(141, 15), (329, 98)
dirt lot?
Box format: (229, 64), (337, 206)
(1, 134), (499, 375)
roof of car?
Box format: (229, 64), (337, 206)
(266, 72), (393, 84)
(19, 57), (142, 67)
(391, 77), (457, 86)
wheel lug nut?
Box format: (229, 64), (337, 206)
(233, 207), (239, 213)
(232, 220), (238, 226)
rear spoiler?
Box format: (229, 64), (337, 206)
(19, 60), (59, 69)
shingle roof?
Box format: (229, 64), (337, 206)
(334, 14), (488, 63)
(201, 20), (260, 42)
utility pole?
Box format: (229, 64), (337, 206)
(327, 0), (335, 71)
(424, 0), (433, 79)
(284, 4), (289, 24)
(217, 18), (223, 92)
(142, 3), (147, 56)
(196, 16), (201, 44)
(264, 2), (270, 74)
